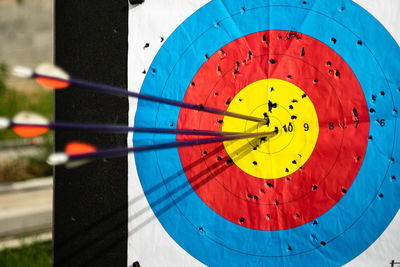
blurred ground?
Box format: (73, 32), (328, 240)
(0, 0), (54, 251)
(0, 177), (52, 244)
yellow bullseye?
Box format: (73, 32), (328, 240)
(222, 79), (319, 179)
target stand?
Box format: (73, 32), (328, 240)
(54, 1), (128, 266)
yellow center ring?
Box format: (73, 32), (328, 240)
(222, 79), (319, 179)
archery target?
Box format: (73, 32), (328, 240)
(128, 0), (400, 266)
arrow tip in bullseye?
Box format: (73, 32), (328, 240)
(35, 63), (70, 89)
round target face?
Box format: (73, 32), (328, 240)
(133, 0), (400, 266)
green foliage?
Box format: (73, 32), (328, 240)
(0, 241), (52, 267)
(0, 62), (54, 182)
(0, 136), (53, 183)
(0, 63), (8, 96)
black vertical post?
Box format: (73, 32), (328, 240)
(54, 1), (128, 266)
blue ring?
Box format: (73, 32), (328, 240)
(133, 0), (400, 265)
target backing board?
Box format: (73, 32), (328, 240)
(128, 1), (400, 266)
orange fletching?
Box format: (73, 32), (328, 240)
(65, 142), (97, 156)
(13, 126), (49, 138)
(36, 77), (70, 89)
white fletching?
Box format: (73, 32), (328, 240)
(47, 153), (69, 166)
(13, 111), (49, 125)
(0, 117), (11, 129)
(35, 63), (70, 80)
(12, 66), (34, 78)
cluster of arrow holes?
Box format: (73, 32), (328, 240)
(139, 11), (396, 248)
(146, 20), (394, 229)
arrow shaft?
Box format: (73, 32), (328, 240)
(68, 131), (275, 161)
(10, 121), (247, 136)
(33, 73), (267, 123)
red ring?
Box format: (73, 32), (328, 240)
(177, 31), (369, 230)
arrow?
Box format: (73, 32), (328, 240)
(47, 130), (278, 168)
(12, 63), (269, 124)
(0, 112), (257, 138)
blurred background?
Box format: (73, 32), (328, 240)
(0, 0), (53, 265)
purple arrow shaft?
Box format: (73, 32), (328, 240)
(68, 131), (275, 161)
(10, 121), (244, 136)
(33, 73), (267, 123)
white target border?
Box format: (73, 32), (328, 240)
(127, 1), (400, 266)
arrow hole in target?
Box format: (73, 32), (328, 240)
(198, 226), (205, 235)
(248, 50), (253, 60)
(262, 34), (269, 45)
